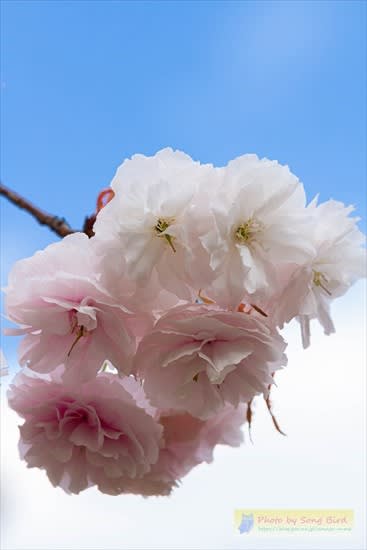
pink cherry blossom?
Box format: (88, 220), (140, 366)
(8, 370), (163, 495)
(96, 404), (247, 496)
(154, 404), (247, 478)
(134, 304), (287, 419)
(4, 233), (153, 382)
(3, 148), (366, 498)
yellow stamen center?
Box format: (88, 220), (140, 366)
(234, 218), (262, 245)
(154, 217), (176, 252)
(312, 270), (332, 296)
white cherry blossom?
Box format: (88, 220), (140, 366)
(94, 148), (215, 297)
(200, 154), (315, 307)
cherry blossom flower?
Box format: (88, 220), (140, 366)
(93, 236), (187, 318)
(294, 199), (365, 347)
(97, 404), (247, 496)
(3, 148), (365, 498)
(93, 148), (215, 297)
(134, 304), (286, 419)
(251, 200), (366, 346)
(4, 233), (152, 382)
(152, 404), (247, 484)
(8, 370), (163, 495)
(201, 154), (315, 307)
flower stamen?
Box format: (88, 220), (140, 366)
(238, 302), (268, 317)
(198, 289), (215, 305)
(154, 217), (176, 253)
(67, 325), (88, 357)
(234, 218), (263, 245)
(250, 304), (268, 317)
(312, 270), (332, 296)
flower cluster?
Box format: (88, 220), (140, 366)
(5, 148), (366, 496)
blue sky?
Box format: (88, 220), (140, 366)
(1, 0), (366, 359)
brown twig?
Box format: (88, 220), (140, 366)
(82, 214), (96, 238)
(0, 182), (95, 238)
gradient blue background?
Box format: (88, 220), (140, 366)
(1, 0), (366, 358)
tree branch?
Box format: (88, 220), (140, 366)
(0, 183), (95, 238)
